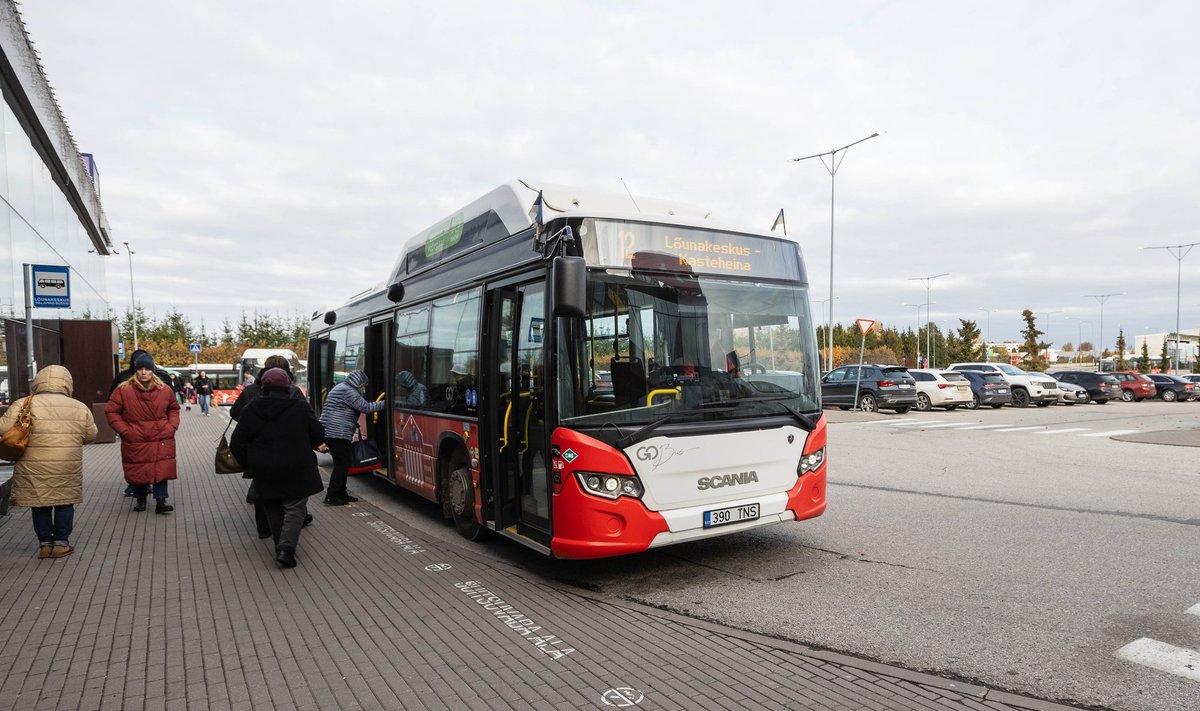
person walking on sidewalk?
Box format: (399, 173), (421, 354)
(195, 370), (213, 416)
(230, 367), (325, 568)
(317, 369), (383, 505)
(230, 354), (311, 538)
(109, 350), (173, 496)
(0, 365), (97, 559)
(106, 353), (180, 514)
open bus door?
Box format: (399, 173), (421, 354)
(483, 278), (550, 547)
(364, 320), (393, 481)
(308, 338), (336, 414)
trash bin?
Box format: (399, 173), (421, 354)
(0, 462), (12, 516)
(92, 403), (116, 444)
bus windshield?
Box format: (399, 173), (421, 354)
(556, 271), (820, 428)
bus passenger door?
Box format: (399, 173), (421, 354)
(365, 321), (394, 481)
(485, 280), (550, 543)
(308, 338), (336, 414)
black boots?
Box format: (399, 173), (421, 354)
(133, 497), (147, 512)
(275, 547), (297, 568)
(155, 498), (174, 515)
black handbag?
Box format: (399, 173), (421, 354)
(214, 420), (243, 474)
(348, 426), (381, 474)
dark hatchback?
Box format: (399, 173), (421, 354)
(1051, 371), (1122, 404)
(957, 370), (1012, 409)
(821, 364), (917, 413)
(1146, 374), (1197, 402)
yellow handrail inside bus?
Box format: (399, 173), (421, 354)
(500, 392), (531, 452)
(521, 395), (537, 453)
(646, 387), (681, 407)
(372, 391), (384, 423)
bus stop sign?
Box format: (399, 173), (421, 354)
(31, 264), (70, 308)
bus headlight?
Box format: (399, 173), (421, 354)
(576, 472), (644, 500)
(798, 448), (825, 475)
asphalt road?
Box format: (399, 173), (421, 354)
(352, 399), (1200, 711)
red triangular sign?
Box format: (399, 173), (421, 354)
(856, 318), (875, 335)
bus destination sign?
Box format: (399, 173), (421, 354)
(585, 220), (801, 281)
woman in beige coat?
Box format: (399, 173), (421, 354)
(0, 365), (97, 558)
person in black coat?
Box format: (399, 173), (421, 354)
(230, 367), (325, 568)
(231, 355), (307, 537)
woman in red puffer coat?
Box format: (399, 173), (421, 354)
(105, 353), (180, 514)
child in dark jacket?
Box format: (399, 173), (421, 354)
(230, 367), (325, 568)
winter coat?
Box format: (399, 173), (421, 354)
(105, 376), (180, 485)
(318, 371), (384, 441)
(230, 382), (305, 479)
(0, 366), (97, 507)
(194, 376), (213, 396)
(229, 392), (325, 500)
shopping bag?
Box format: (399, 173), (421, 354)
(214, 420), (242, 474)
(0, 396), (34, 461)
(348, 428), (381, 474)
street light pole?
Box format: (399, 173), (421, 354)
(977, 308), (996, 361)
(1037, 310), (1061, 364)
(123, 240), (138, 351)
(908, 273), (950, 367)
(812, 297), (839, 369)
(902, 302), (934, 366)
(1140, 242), (1199, 373)
(793, 132), (880, 373)
(1085, 293), (1122, 370)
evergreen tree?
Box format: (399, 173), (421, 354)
(1115, 330), (1128, 370)
(1159, 338), (1170, 372)
(1138, 343), (1151, 372)
(1018, 309), (1049, 371)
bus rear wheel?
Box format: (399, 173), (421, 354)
(446, 454), (487, 541)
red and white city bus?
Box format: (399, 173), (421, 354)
(307, 180), (826, 559)
(172, 363), (243, 405)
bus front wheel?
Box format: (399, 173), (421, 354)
(445, 453), (487, 541)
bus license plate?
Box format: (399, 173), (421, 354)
(703, 503), (760, 528)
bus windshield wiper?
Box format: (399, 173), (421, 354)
(613, 406), (726, 449)
(719, 394), (819, 431)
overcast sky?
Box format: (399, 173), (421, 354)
(20, 1), (1200, 349)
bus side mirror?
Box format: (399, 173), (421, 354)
(387, 281), (405, 303)
(552, 256), (586, 318)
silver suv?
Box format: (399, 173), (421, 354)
(946, 363), (1057, 408)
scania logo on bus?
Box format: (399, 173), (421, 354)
(696, 470), (759, 491)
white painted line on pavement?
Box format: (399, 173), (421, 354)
(1115, 637), (1200, 682)
(885, 420), (942, 427)
(992, 426), (1045, 432)
(918, 422), (976, 429)
(956, 424), (1012, 430)
(1080, 430), (1139, 438)
(1033, 428), (1091, 435)
(1186, 603), (1200, 617)
(861, 418), (937, 425)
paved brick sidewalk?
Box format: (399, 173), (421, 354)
(0, 409), (1081, 710)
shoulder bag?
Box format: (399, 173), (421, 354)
(0, 395), (34, 461)
(348, 425), (382, 474)
(214, 419), (243, 474)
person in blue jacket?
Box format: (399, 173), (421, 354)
(317, 370), (384, 505)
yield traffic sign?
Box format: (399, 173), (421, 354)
(856, 319), (875, 336)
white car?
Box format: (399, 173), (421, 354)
(908, 369), (974, 411)
(946, 363), (1058, 408)
(1053, 380), (1088, 405)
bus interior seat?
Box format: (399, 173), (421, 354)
(610, 356), (648, 406)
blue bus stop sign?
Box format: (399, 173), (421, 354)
(31, 264), (70, 308)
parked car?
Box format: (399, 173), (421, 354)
(820, 364), (917, 413)
(957, 370), (1012, 409)
(1145, 373), (1197, 402)
(946, 363), (1058, 407)
(908, 369), (974, 411)
(1051, 371), (1122, 404)
(1053, 379), (1089, 405)
(1110, 371), (1157, 402)
(1182, 374), (1200, 388)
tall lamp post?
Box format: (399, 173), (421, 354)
(908, 272), (950, 367)
(902, 302), (934, 365)
(1085, 293), (1122, 370)
(977, 307), (996, 361)
(793, 132), (880, 372)
(123, 241), (138, 351)
(1140, 241), (1199, 373)
(1037, 310), (1062, 364)
(812, 296), (839, 369)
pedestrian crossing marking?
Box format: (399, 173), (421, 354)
(1034, 428), (1090, 435)
(1116, 637), (1200, 682)
(919, 422), (975, 429)
(992, 426), (1045, 432)
(1187, 603), (1200, 617)
(1080, 430), (1139, 438)
(956, 424), (1011, 430)
(887, 420), (942, 427)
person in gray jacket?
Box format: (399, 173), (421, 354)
(317, 369), (384, 505)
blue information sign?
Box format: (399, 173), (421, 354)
(31, 264), (70, 308)
(189, 343), (202, 354)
